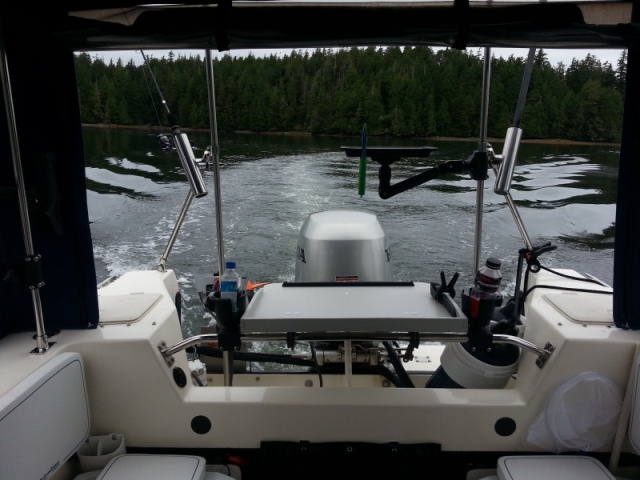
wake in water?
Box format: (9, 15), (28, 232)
(85, 130), (616, 336)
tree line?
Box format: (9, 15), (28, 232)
(75, 46), (627, 143)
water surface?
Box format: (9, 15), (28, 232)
(84, 128), (617, 336)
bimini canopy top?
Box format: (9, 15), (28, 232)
(54, 1), (635, 54)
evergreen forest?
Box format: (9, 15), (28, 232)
(75, 46), (627, 143)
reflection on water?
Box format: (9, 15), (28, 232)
(84, 128), (618, 336)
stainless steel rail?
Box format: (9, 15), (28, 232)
(159, 331), (554, 368)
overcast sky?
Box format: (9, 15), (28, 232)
(89, 47), (624, 69)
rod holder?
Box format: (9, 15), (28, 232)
(494, 126), (522, 195)
(173, 132), (208, 198)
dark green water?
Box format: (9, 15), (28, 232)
(83, 128), (618, 336)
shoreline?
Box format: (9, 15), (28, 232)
(82, 123), (621, 147)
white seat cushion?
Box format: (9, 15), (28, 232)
(0, 353), (89, 480)
(204, 474), (237, 480)
(97, 454), (206, 480)
(497, 455), (616, 480)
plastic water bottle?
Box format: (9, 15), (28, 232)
(472, 257), (503, 300)
(464, 256), (503, 328)
(219, 261), (241, 312)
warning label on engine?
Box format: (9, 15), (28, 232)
(335, 275), (359, 282)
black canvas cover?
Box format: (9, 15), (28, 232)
(0, 18), (99, 338)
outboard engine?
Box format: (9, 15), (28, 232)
(294, 210), (403, 378)
(295, 209), (392, 282)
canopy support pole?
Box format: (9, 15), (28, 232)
(474, 47), (491, 271)
(206, 50), (226, 276)
(0, 26), (49, 353)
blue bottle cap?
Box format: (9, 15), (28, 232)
(225, 261), (236, 269)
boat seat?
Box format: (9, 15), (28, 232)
(481, 360), (640, 480)
(0, 352), (235, 480)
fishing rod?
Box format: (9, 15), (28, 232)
(492, 0), (550, 250)
(491, 48), (534, 251)
(140, 51), (170, 121)
(139, 50), (208, 271)
(140, 50), (207, 199)
(488, 47), (561, 329)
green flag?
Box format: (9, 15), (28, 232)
(358, 123), (367, 197)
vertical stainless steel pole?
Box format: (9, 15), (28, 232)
(0, 27), (48, 353)
(474, 47), (492, 271)
(205, 50), (226, 276)
(223, 350), (233, 387)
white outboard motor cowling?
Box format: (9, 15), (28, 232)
(295, 209), (392, 282)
